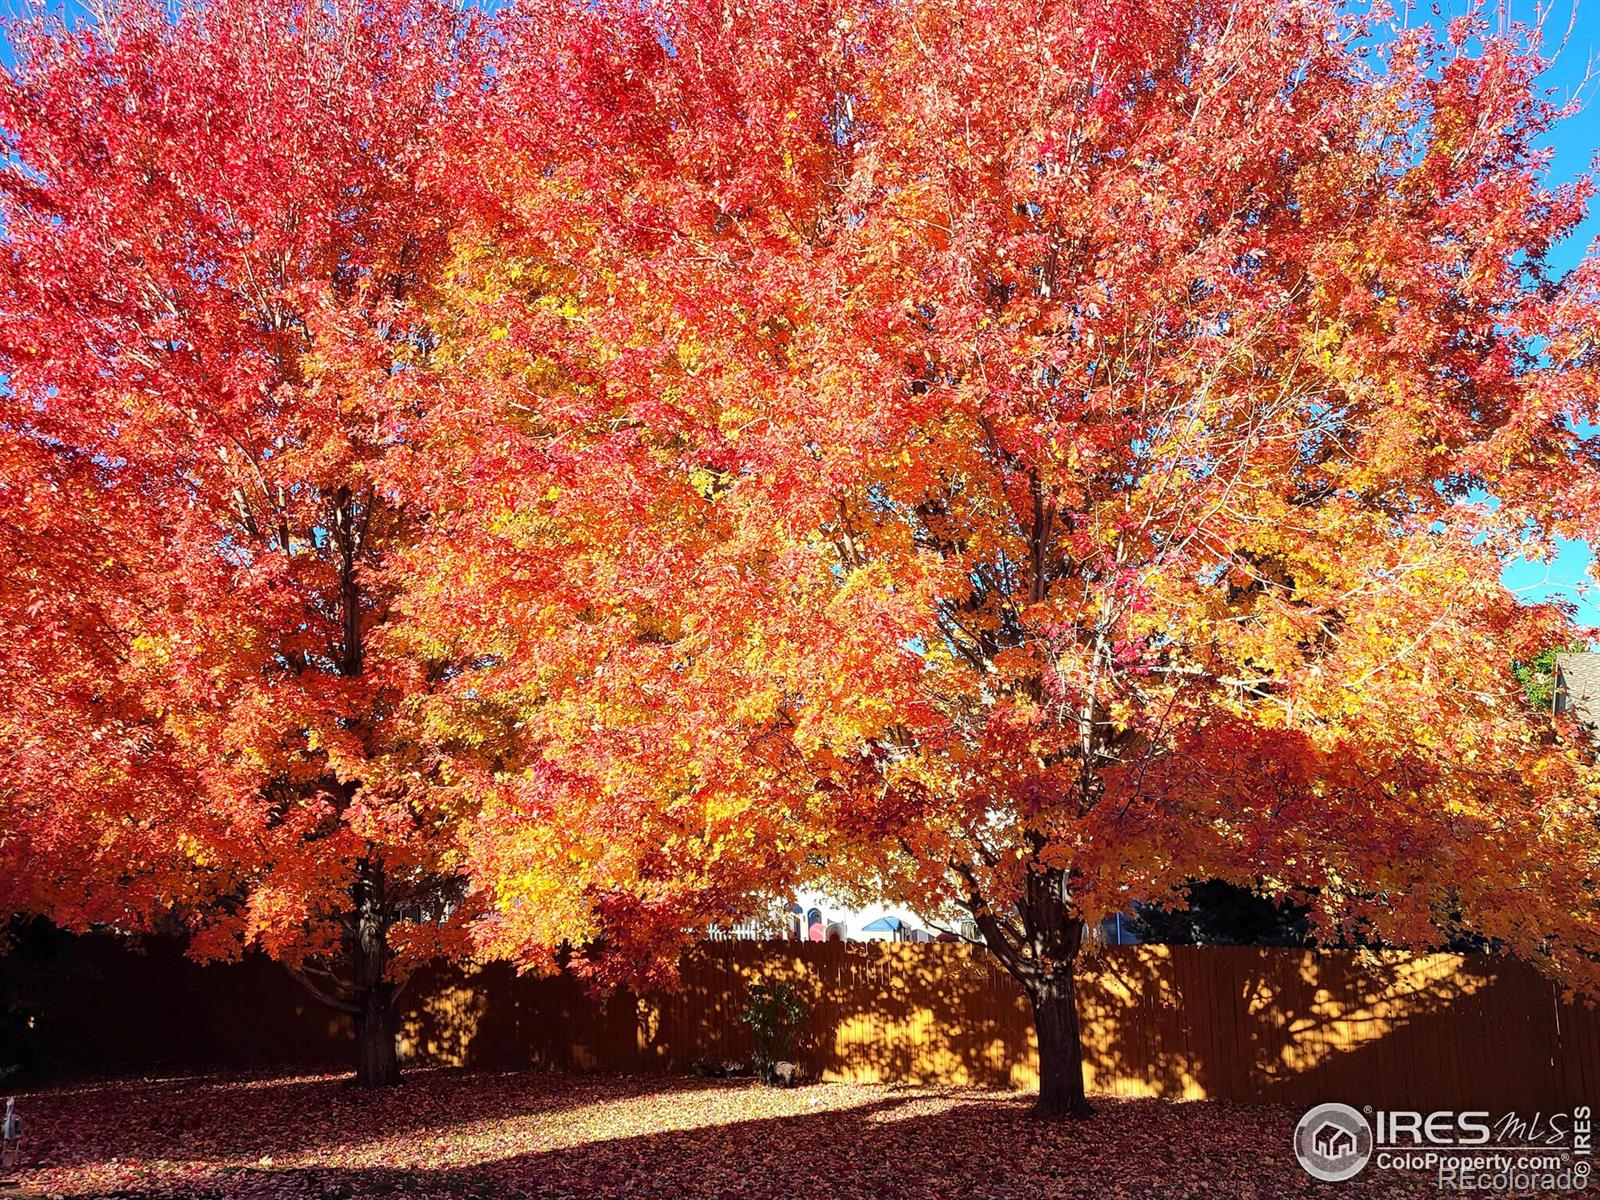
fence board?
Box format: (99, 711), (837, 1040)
(9, 936), (1594, 1109)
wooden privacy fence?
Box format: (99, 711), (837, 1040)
(15, 937), (1597, 1109)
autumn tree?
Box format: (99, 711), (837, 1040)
(7, 0), (1596, 1116)
(398, 0), (919, 990)
(451, 0), (1600, 1115)
(0, 0), (488, 1085)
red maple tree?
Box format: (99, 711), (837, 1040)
(4, 0), (1598, 1117)
(0, 0), (486, 1085)
(445, 0), (1600, 1114)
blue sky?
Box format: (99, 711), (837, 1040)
(1490, 1), (1600, 632)
(4, 0), (1599, 632)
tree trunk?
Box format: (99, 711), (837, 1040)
(957, 857), (1096, 1117)
(350, 856), (401, 1088)
(1027, 967), (1094, 1118)
(353, 983), (401, 1088)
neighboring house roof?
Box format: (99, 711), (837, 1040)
(1554, 652), (1600, 738)
(859, 916), (905, 933)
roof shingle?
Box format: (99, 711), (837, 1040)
(1554, 652), (1600, 733)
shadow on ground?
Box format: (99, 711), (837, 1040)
(11, 1069), (1458, 1200)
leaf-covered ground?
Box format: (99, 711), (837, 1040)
(2, 1068), (1553, 1198)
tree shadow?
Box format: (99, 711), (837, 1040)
(149, 1085), (1442, 1199)
(1079, 945), (1535, 1109)
(626, 941), (1588, 1112)
(14, 935), (1594, 1116)
(14, 1069), (743, 1170)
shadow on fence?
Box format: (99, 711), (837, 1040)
(9, 936), (1595, 1108)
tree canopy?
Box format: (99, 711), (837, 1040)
(2, 0), (1597, 1107)
(0, 0), (489, 1083)
(431, 0), (1600, 1111)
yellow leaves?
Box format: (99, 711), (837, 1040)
(1304, 319), (1349, 375)
(129, 631), (173, 668)
(701, 787), (759, 830)
(729, 684), (782, 727)
(832, 559), (895, 600)
(718, 405), (759, 441)
(177, 831), (212, 867)
(688, 466), (724, 500)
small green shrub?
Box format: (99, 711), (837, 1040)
(740, 982), (808, 1083)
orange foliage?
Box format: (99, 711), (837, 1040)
(428, 0), (1600, 1016)
(2, 0), (1598, 1103)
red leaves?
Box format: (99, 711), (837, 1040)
(0, 0), (488, 1002)
(1, 0), (1598, 1032)
(10, 1068), (1449, 1199)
